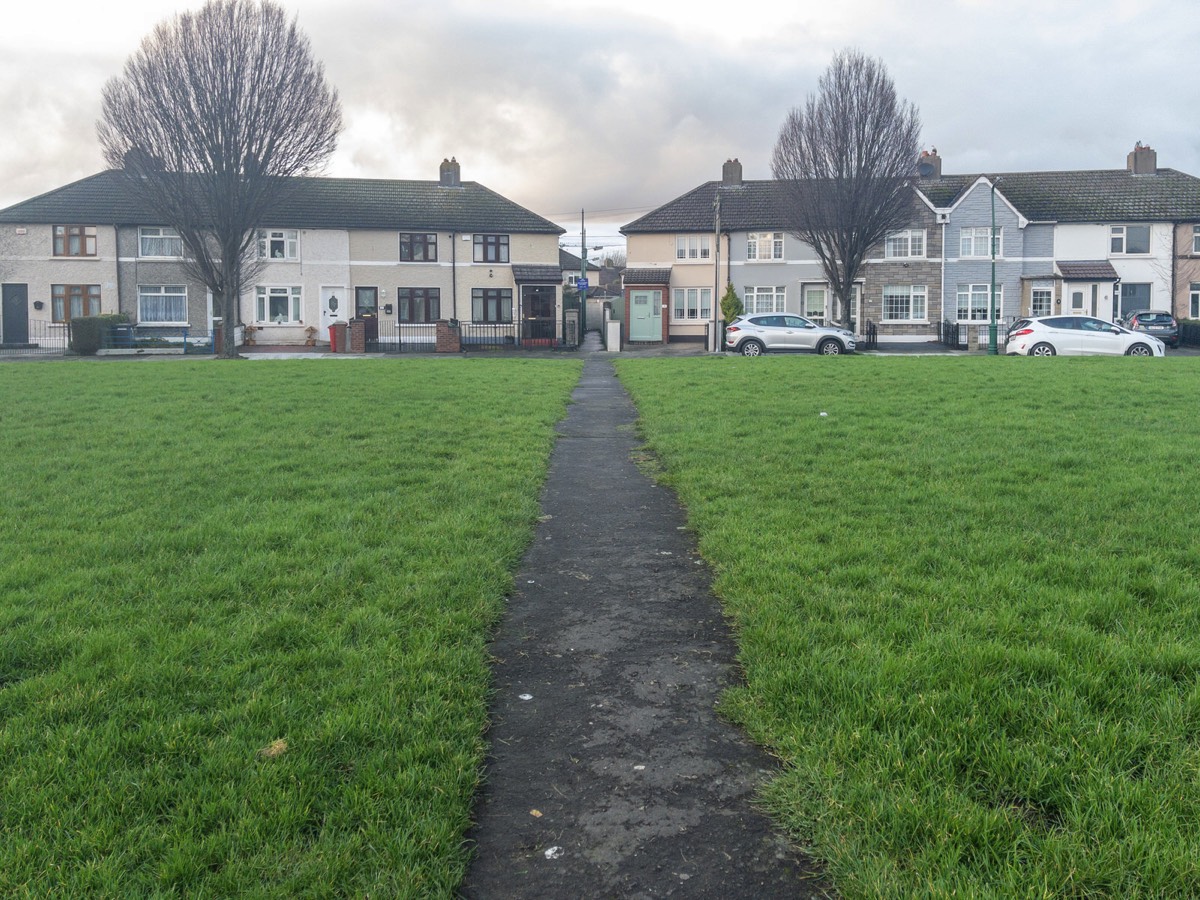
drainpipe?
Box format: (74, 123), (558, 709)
(451, 231), (457, 322)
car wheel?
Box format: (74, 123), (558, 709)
(818, 339), (843, 355)
(739, 339), (764, 357)
(1126, 343), (1153, 356)
(1029, 342), (1055, 357)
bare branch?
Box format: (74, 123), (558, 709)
(771, 50), (921, 327)
(97, 0), (342, 357)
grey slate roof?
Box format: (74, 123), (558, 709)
(512, 264), (562, 283)
(1057, 260), (1120, 280)
(559, 248), (600, 272)
(622, 181), (789, 234)
(624, 168), (1200, 234)
(623, 268), (672, 285)
(920, 168), (1200, 223)
(0, 170), (565, 234)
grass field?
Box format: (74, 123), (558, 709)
(0, 357), (580, 897)
(617, 355), (1200, 898)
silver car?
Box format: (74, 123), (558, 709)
(725, 314), (857, 356)
(1005, 315), (1164, 356)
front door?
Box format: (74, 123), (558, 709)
(629, 290), (661, 341)
(2, 284), (29, 345)
(522, 284), (557, 344)
(355, 286), (378, 341)
(319, 286), (348, 337)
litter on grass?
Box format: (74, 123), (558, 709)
(519, 693), (533, 701)
(544, 846), (564, 860)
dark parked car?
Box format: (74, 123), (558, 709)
(1121, 310), (1178, 347)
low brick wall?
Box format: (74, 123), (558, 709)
(436, 320), (461, 353)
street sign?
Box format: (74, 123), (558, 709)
(577, 278), (589, 291)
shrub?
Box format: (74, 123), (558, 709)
(69, 314), (129, 355)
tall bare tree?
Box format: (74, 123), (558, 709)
(97, 0), (342, 358)
(771, 50), (921, 328)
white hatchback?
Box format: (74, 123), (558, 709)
(1005, 316), (1164, 357)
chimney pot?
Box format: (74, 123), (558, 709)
(722, 158), (743, 187)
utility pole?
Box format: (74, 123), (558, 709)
(580, 209), (588, 337)
(989, 179), (999, 355)
(712, 191), (722, 352)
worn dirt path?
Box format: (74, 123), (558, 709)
(459, 356), (831, 898)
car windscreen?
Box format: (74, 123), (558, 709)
(1136, 314), (1175, 325)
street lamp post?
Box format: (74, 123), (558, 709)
(988, 179), (999, 355)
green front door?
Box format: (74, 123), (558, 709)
(629, 290), (661, 341)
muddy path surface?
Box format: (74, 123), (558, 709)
(460, 357), (831, 899)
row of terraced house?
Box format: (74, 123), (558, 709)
(622, 145), (1200, 347)
(3, 145), (1200, 350)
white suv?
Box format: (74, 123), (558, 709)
(725, 314), (857, 356)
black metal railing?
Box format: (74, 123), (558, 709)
(368, 321), (437, 353)
(938, 319), (961, 348)
(102, 324), (213, 354)
(0, 320), (70, 358)
(861, 320), (878, 350)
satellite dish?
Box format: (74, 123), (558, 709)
(918, 162), (936, 177)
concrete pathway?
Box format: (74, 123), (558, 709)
(460, 358), (829, 898)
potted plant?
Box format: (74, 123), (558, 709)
(243, 324), (259, 346)
(304, 325), (318, 347)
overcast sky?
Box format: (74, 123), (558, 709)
(2, 0), (1197, 255)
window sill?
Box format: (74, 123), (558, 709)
(881, 320), (930, 325)
(138, 322), (190, 327)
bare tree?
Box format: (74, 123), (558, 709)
(771, 50), (921, 328)
(97, 0), (342, 358)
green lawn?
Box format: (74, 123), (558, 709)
(0, 357), (580, 897)
(617, 355), (1200, 898)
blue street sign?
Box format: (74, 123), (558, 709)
(577, 278), (589, 291)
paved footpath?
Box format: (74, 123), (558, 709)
(460, 357), (830, 898)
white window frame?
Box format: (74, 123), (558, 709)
(742, 286), (784, 315)
(675, 234), (711, 261)
(672, 287), (713, 320)
(256, 285), (303, 324)
(884, 229), (926, 259)
(1110, 224), (1150, 256)
(1191, 283), (1200, 319)
(881, 285), (927, 322)
(746, 232), (784, 261)
(959, 227), (1001, 258)
(956, 283), (1001, 322)
(258, 229), (299, 260)
(1192, 226), (1200, 255)
(137, 284), (188, 325)
(1031, 283), (1053, 317)
(138, 226), (183, 258)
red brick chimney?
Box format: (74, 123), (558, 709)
(1127, 143), (1158, 175)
